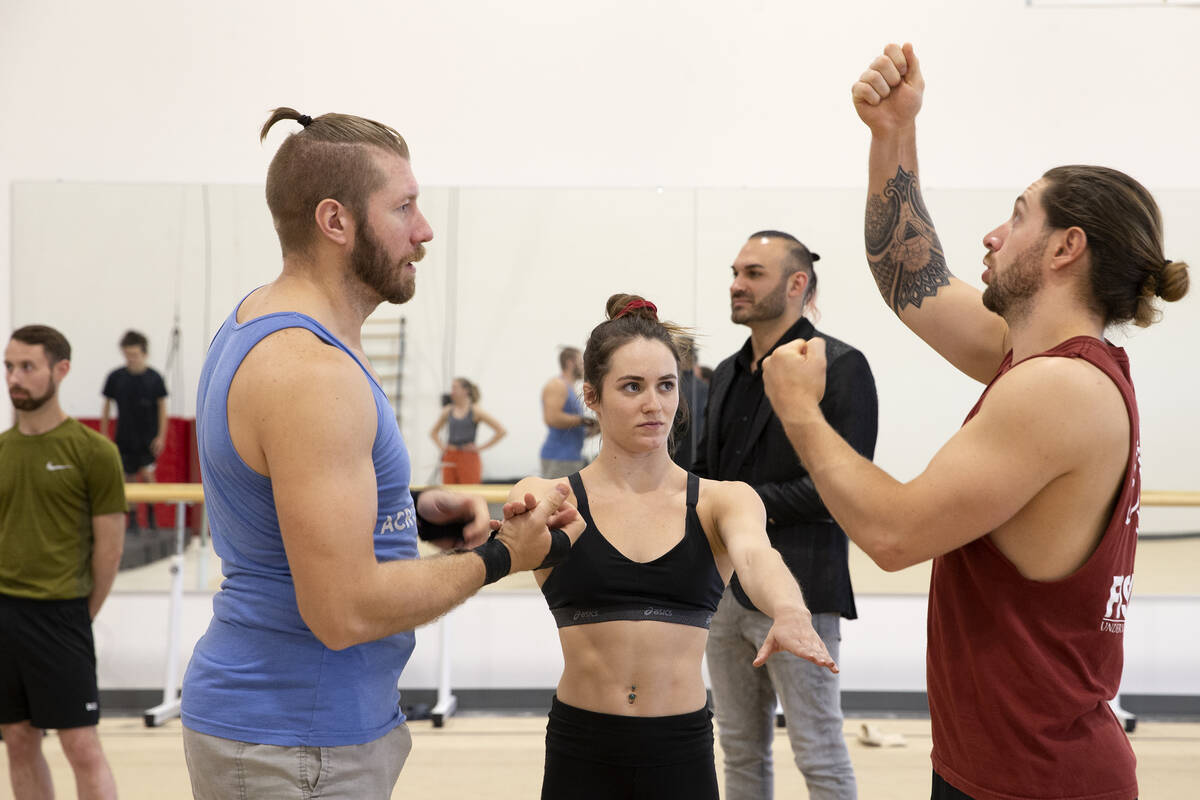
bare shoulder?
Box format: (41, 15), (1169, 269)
(697, 478), (765, 520)
(234, 328), (376, 454)
(994, 354), (1125, 416)
(244, 328), (367, 397)
(981, 354), (1128, 454)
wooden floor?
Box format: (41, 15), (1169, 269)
(2, 714), (1197, 799)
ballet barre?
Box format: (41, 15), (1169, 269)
(124, 483), (206, 727)
(1141, 490), (1200, 507)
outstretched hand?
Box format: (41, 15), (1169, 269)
(852, 42), (924, 134)
(753, 613), (838, 674)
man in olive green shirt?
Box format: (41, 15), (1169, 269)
(1, 325), (125, 800)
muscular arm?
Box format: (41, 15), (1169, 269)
(856, 43), (1009, 383)
(764, 339), (1116, 576)
(865, 160), (951, 313)
(235, 331), (565, 650)
(542, 379), (583, 429)
(88, 513), (125, 618)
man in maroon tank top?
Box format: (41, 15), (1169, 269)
(756, 43), (1191, 800)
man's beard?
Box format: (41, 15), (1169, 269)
(982, 234), (1047, 322)
(731, 276), (788, 324)
(350, 222), (424, 305)
(9, 382), (55, 412)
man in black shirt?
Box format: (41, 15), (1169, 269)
(694, 231), (878, 800)
(100, 330), (168, 532)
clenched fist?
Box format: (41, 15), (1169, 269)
(852, 42), (925, 135)
(761, 338), (827, 426)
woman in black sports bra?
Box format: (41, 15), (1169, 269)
(502, 293), (837, 800)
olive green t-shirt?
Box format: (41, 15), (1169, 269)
(0, 418), (126, 599)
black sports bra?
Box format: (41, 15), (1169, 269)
(539, 472), (725, 629)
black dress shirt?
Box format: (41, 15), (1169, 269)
(694, 316), (878, 617)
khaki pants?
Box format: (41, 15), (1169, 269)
(183, 723), (412, 799)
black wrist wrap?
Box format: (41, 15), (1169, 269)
(411, 489), (466, 542)
(416, 514), (465, 542)
(472, 535), (512, 586)
(535, 529), (571, 570)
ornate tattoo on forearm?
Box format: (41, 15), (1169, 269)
(864, 166), (951, 313)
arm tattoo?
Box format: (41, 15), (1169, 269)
(865, 166), (951, 313)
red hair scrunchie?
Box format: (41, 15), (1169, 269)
(616, 299), (658, 319)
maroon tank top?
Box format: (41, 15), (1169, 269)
(928, 336), (1139, 800)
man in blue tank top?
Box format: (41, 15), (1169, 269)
(181, 108), (581, 800)
(539, 346), (594, 478)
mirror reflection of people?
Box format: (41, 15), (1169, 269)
(100, 329), (168, 533)
(508, 294), (836, 800)
(429, 377), (506, 484)
(539, 347), (595, 478)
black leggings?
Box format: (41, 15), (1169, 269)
(541, 697), (718, 800)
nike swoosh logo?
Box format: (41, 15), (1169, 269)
(46, 462), (74, 471)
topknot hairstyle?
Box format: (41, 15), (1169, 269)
(583, 293), (694, 441)
(259, 107), (411, 257)
(1040, 165), (1189, 327)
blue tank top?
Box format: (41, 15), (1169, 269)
(540, 472), (725, 629)
(540, 377), (586, 460)
(181, 304), (419, 747)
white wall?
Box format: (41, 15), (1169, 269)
(4, 0), (1199, 298)
(5, 1), (1200, 697)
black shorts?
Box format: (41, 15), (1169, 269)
(542, 696), (718, 800)
(119, 446), (156, 476)
(0, 593), (100, 729)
